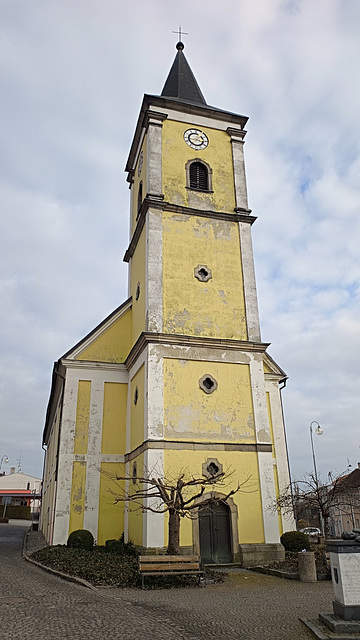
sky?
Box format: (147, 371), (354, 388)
(0, 0), (359, 483)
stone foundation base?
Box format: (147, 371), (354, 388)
(239, 543), (285, 567)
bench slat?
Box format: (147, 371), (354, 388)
(139, 555), (198, 562)
(140, 562), (200, 572)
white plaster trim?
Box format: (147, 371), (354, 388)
(238, 222), (261, 341)
(161, 107), (244, 134)
(128, 347), (147, 381)
(83, 379), (104, 543)
(142, 448), (164, 548)
(144, 347), (149, 444)
(258, 450), (281, 543)
(147, 345), (164, 440)
(100, 454), (126, 463)
(62, 361), (128, 380)
(52, 369), (78, 545)
(124, 460), (130, 543)
(146, 209), (163, 332)
(249, 354), (280, 542)
(250, 354), (271, 444)
(146, 120), (162, 196)
(266, 380), (295, 531)
(143, 342), (256, 366)
(230, 137), (248, 209)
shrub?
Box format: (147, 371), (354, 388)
(67, 529), (94, 551)
(280, 530), (310, 552)
(105, 533), (139, 558)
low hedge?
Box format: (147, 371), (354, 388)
(281, 530), (310, 552)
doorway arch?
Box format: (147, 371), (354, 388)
(193, 492), (239, 564)
(198, 500), (231, 564)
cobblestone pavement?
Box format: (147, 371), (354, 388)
(0, 521), (334, 639)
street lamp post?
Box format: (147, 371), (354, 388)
(309, 421), (323, 482)
(0, 456), (9, 472)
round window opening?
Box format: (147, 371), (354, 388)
(199, 374), (218, 394)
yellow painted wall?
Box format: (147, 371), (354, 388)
(102, 382), (127, 455)
(162, 212), (247, 339)
(163, 449), (264, 547)
(162, 120), (236, 213)
(97, 462), (125, 545)
(130, 225), (146, 346)
(131, 137), (147, 235)
(77, 307), (131, 363)
(128, 453), (144, 546)
(263, 361), (272, 374)
(163, 359), (255, 442)
(130, 365), (145, 452)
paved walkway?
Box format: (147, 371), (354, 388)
(0, 521), (334, 639)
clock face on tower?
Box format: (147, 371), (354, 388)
(184, 128), (209, 150)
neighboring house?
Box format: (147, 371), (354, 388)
(41, 42), (295, 566)
(329, 465), (360, 538)
(0, 468), (41, 514)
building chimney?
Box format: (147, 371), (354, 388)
(10, 467), (15, 474)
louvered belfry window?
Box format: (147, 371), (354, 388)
(189, 162), (208, 190)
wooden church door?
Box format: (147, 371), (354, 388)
(198, 501), (232, 564)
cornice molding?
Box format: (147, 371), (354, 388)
(60, 359), (128, 372)
(125, 439), (272, 462)
(125, 331), (270, 371)
(124, 198), (256, 263)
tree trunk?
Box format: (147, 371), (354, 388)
(167, 508), (180, 555)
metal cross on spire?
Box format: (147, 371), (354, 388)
(172, 25), (188, 42)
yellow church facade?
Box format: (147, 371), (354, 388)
(41, 43), (294, 565)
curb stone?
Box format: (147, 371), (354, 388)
(22, 529), (99, 592)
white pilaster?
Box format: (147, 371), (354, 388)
(146, 209), (163, 332)
(145, 112), (165, 197)
(52, 369), (78, 545)
(266, 379), (295, 531)
(250, 355), (279, 543)
(228, 128), (248, 210)
(146, 345), (164, 440)
(239, 221), (261, 342)
(83, 378), (104, 542)
(142, 448), (165, 549)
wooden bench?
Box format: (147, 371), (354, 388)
(138, 555), (205, 588)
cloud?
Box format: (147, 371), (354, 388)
(0, 0), (359, 480)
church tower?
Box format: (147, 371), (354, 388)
(41, 43), (294, 565)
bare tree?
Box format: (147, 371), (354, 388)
(103, 467), (253, 555)
(272, 470), (359, 539)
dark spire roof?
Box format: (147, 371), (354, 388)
(161, 42), (206, 105)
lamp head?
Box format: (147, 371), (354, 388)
(315, 426), (323, 436)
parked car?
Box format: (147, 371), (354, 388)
(300, 527), (321, 537)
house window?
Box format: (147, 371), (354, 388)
(186, 159), (213, 192)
